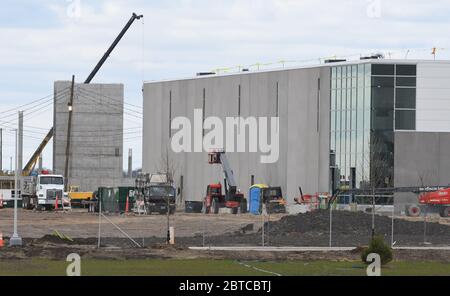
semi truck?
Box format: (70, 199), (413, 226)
(136, 173), (176, 215)
(22, 173), (64, 211)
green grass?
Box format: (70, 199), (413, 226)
(0, 259), (449, 276)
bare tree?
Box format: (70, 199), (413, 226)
(157, 146), (182, 206)
(355, 134), (393, 238)
(157, 147), (178, 185)
(417, 169), (438, 187)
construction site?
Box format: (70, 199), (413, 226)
(1, 7), (450, 277)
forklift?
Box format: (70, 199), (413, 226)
(203, 151), (247, 214)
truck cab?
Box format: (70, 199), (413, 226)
(144, 184), (176, 214)
(22, 174), (64, 210)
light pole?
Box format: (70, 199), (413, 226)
(9, 128), (22, 246)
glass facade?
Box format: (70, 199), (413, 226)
(330, 63), (417, 202)
(331, 64), (371, 198)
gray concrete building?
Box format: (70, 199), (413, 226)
(142, 59), (450, 211)
(53, 81), (125, 192)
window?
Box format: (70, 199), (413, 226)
(394, 65), (416, 131)
(115, 147), (120, 157)
(396, 88), (416, 109)
(396, 65), (416, 76)
(40, 177), (64, 185)
(372, 87), (394, 109)
(372, 77), (395, 87)
(372, 64), (394, 76)
(395, 110), (416, 130)
(396, 77), (416, 87)
(330, 64), (371, 190)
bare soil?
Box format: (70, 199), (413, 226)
(1, 208), (449, 262)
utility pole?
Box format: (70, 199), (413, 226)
(128, 149), (133, 178)
(9, 128), (22, 246)
(372, 187), (376, 239)
(18, 111), (23, 175)
(64, 75), (75, 192)
(38, 155), (43, 172)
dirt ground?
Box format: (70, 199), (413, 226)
(1, 208), (449, 263)
(1, 235), (450, 264)
(0, 208), (271, 239)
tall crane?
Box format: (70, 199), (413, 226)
(23, 13), (143, 176)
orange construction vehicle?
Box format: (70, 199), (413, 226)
(419, 188), (450, 217)
(203, 151), (246, 215)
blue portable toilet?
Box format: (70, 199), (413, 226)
(249, 184), (269, 215)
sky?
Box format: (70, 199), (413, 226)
(1, 0), (450, 171)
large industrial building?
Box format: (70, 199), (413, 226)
(53, 81), (126, 192)
(142, 58), (450, 212)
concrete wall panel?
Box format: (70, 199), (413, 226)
(143, 68), (332, 203)
(54, 81), (124, 192)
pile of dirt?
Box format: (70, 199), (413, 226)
(198, 210), (450, 247)
(266, 210), (450, 237)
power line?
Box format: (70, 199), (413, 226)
(77, 88), (143, 116)
(77, 87), (142, 110)
(76, 92), (143, 120)
(0, 88), (65, 115)
(0, 88), (72, 126)
(0, 87), (71, 120)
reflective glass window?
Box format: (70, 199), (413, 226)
(396, 77), (416, 87)
(372, 64), (394, 76)
(396, 65), (416, 76)
(395, 110), (416, 130)
(396, 88), (416, 109)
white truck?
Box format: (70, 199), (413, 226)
(22, 174), (64, 211)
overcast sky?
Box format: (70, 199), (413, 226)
(1, 0), (450, 171)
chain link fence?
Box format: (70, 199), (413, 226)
(10, 192), (445, 250)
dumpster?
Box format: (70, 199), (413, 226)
(98, 187), (119, 213)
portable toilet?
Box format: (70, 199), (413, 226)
(249, 184), (269, 215)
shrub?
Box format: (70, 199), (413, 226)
(361, 235), (393, 266)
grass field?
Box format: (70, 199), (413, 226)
(0, 259), (449, 276)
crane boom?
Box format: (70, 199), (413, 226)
(23, 13), (143, 176)
(22, 128), (54, 176)
(84, 13), (143, 84)
(208, 151), (237, 190)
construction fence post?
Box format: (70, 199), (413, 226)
(423, 208), (428, 245)
(97, 197), (102, 248)
(261, 204), (265, 247)
(329, 202), (332, 248)
(391, 202), (395, 247)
